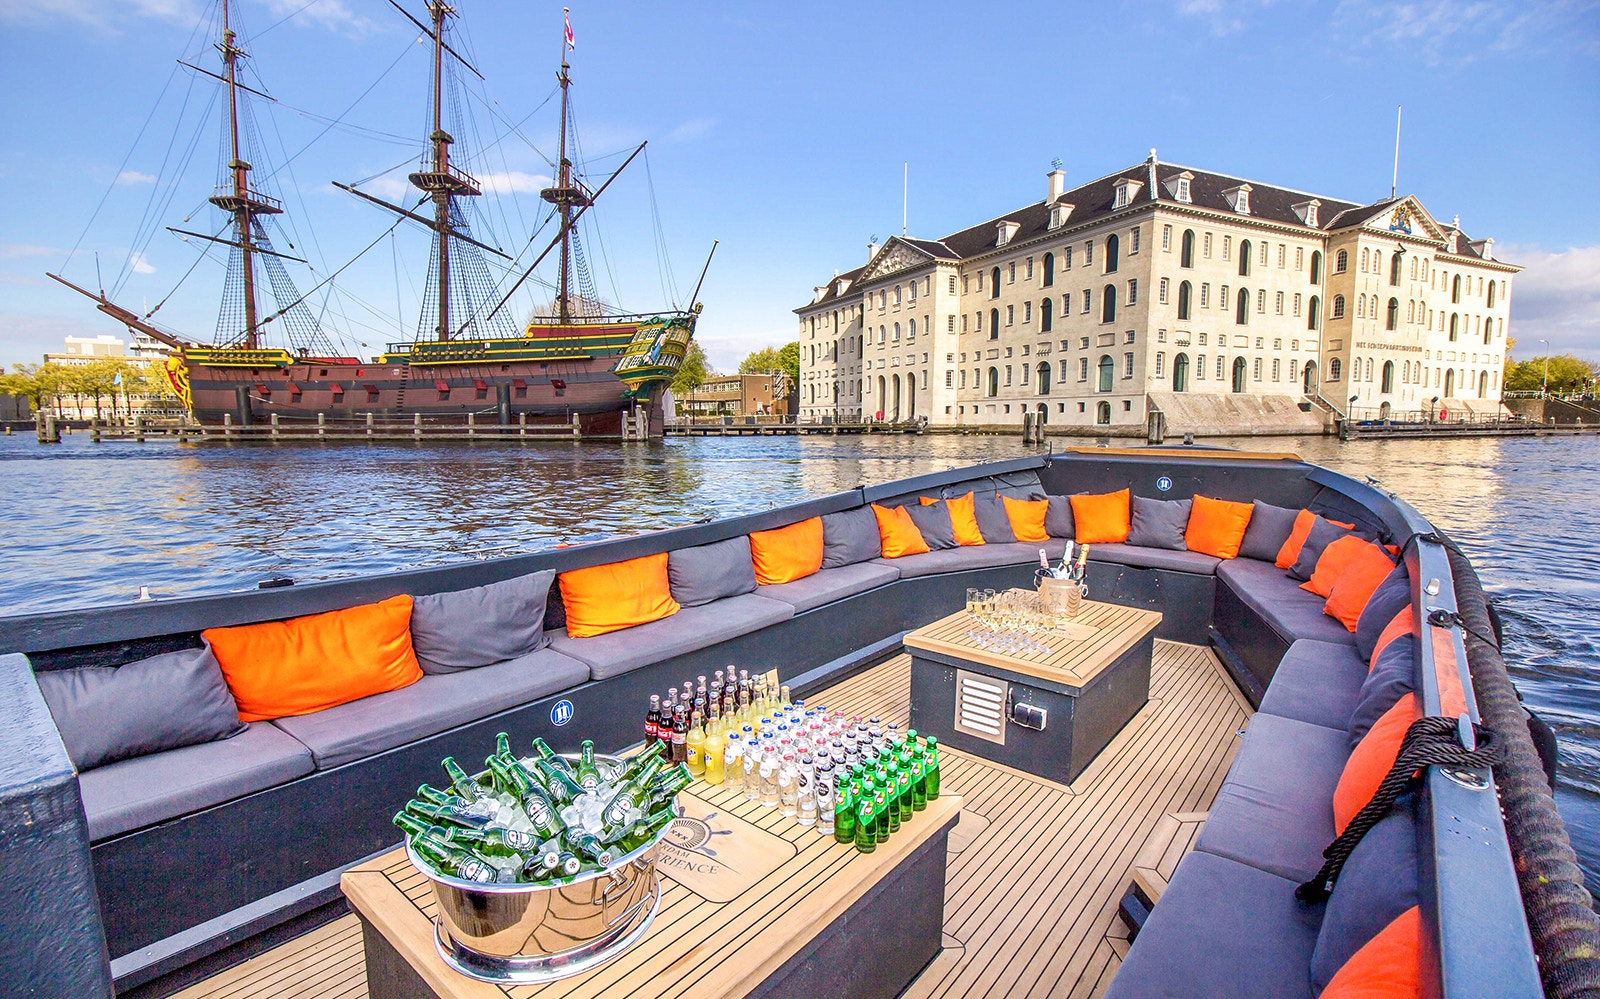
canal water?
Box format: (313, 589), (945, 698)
(2, 430), (1597, 890)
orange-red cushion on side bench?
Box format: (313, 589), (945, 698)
(1333, 692), (1418, 834)
(1320, 906), (1421, 999)
(749, 516), (825, 585)
(942, 493), (985, 546)
(1184, 495), (1255, 559)
(1304, 535), (1393, 598)
(1002, 496), (1051, 543)
(559, 553), (680, 639)
(1324, 544), (1403, 631)
(203, 594), (422, 722)
(1071, 488), (1131, 544)
(1276, 510), (1358, 569)
(873, 503), (931, 558)
(1371, 608), (1416, 667)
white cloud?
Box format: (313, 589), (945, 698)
(116, 170), (156, 185)
(263, 0), (377, 37)
(0, 244), (61, 259)
(477, 171), (552, 196)
(360, 176), (414, 201)
(1328, 0), (1600, 65)
(1174, 0), (1276, 36)
(665, 118), (716, 143)
(1500, 243), (1600, 360)
(129, 251), (157, 275)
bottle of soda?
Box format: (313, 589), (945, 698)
(646, 694), (661, 746)
(854, 793), (876, 853)
(896, 759), (914, 823)
(910, 748), (928, 811)
(874, 783), (892, 841)
(671, 704), (689, 765)
(835, 776), (857, 844)
(685, 708), (707, 778)
(924, 736), (940, 800)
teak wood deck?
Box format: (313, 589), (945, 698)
(173, 639), (1250, 999)
(904, 599), (1162, 688)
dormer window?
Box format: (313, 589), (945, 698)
(1112, 178), (1144, 209)
(1293, 199), (1321, 228)
(1049, 202), (1075, 230)
(997, 220), (1020, 246)
(1223, 184), (1252, 215)
(1164, 171), (1194, 204)
(1448, 231), (1460, 254)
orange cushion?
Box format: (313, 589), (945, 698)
(203, 595), (422, 723)
(749, 516), (824, 585)
(939, 493), (985, 546)
(1276, 510), (1358, 568)
(1303, 535), (1391, 598)
(872, 503), (931, 558)
(1002, 496), (1050, 543)
(1320, 906), (1421, 999)
(559, 553), (680, 639)
(1371, 608), (1416, 667)
(1325, 544), (1403, 631)
(1184, 495), (1254, 559)
(1071, 488), (1131, 544)
(1334, 692), (1418, 834)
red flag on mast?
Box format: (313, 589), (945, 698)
(564, 9), (575, 49)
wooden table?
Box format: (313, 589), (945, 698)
(343, 784), (962, 999)
(905, 597), (1161, 783)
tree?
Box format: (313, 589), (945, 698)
(1504, 353), (1597, 393)
(670, 340), (710, 395)
(738, 341), (799, 384)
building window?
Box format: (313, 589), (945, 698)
(1037, 362), (1051, 394)
(1329, 295), (1342, 320)
(1310, 251), (1323, 284)
(1239, 240), (1252, 276)
(1096, 401), (1111, 424)
(1203, 232), (1213, 258)
(1007, 305), (1015, 327)
(987, 367), (999, 396)
(1009, 262), (1016, 284)
(1236, 288), (1249, 325)
(1177, 281), (1191, 320)
(1232, 357), (1248, 392)
(1102, 284), (1117, 323)
(1079, 357), (1089, 381)
(1130, 227), (1140, 253)
(1335, 249), (1348, 274)
(1253, 357), (1262, 382)
(1329, 357), (1343, 381)
(1275, 291), (1284, 315)
(1200, 283), (1209, 308)
(1384, 298), (1399, 330)
(990, 308), (1000, 340)
(1065, 245), (1073, 269)
(1106, 234), (1120, 273)
(1124, 352), (1135, 378)
(990, 267), (1001, 299)
(1155, 351), (1165, 377)
(1452, 274), (1462, 304)
(1272, 358), (1281, 381)
(1026, 257), (1034, 280)
(1381, 360), (1394, 393)
(1390, 252), (1403, 286)
(1159, 277), (1169, 304)
(1125, 329), (1136, 344)
(1062, 293), (1071, 315)
(1043, 252), (1055, 287)
(1449, 313), (1458, 341)
(1216, 356), (1225, 381)
(1180, 230), (1195, 268)
(1128, 279), (1138, 305)
(1097, 355), (1113, 391)
(1085, 240), (1094, 265)
(1083, 289), (1092, 314)
(1162, 225), (1172, 251)
(1487, 280), (1497, 308)
(1041, 299), (1053, 333)
(1293, 293), (1302, 317)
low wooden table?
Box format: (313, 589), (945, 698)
(906, 597), (1161, 783)
(343, 783), (961, 999)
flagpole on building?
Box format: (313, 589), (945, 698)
(1391, 105), (1402, 199)
(902, 162), (908, 236)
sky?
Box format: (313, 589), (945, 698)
(1, 0), (1597, 373)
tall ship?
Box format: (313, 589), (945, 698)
(51, 2), (703, 438)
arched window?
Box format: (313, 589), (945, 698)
(1487, 281), (1497, 308)
(1485, 319), (1493, 345)
(1386, 298), (1399, 331)
(1361, 247), (1370, 271)
(1180, 230), (1195, 268)
(909, 319), (917, 337)
(1449, 313), (1458, 341)
(906, 373), (916, 419)
(990, 308), (1000, 341)
(1335, 249), (1348, 273)
(1235, 288), (1249, 325)
(1238, 240), (1252, 277)
(1106, 234), (1120, 273)
(1097, 355), (1114, 392)
(1479, 371), (1489, 397)
(1308, 295), (1321, 329)
(1331, 294), (1345, 320)
(1444, 368), (1456, 398)
(1382, 360), (1394, 393)
(1329, 357), (1343, 381)
(1303, 359), (1319, 393)
(1102, 284), (1117, 323)
(991, 267), (1001, 299)
(1040, 299), (1053, 333)
(1452, 275), (1461, 303)
(1231, 357), (1247, 393)
(876, 376), (886, 415)
(1177, 281), (1192, 321)
(1310, 251), (1323, 284)
(893, 322), (901, 341)
(1036, 362), (1051, 394)
(1096, 401), (1111, 425)
(1173, 353), (1190, 392)
(1043, 252), (1055, 287)
(1390, 252), (1403, 286)
(987, 367), (999, 397)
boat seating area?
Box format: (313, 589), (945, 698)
(0, 450), (1544, 998)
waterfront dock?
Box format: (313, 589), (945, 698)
(665, 417), (925, 436)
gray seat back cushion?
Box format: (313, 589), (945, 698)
(1045, 495), (1075, 538)
(972, 493), (1016, 543)
(905, 501), (958, 550)
(1310, 799), (1419, 991)
(1355, 563), (1412, 662)
(1287, 516), (1355, 581)
(36, 644), (246, 772)
(1348, 633), (1417, 748)
(410, 568), (556, 674)
(1238, 500), (1300, 562)
(1127, 496), (1191, 550)
(821, 507), (882, 568)
(667, 537), (758, 607)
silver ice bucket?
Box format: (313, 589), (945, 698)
(405, 753), (675, 984)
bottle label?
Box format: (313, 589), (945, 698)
(502, 828), (536, 851)
(457, 859), (495, 883)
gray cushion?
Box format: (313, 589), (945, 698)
(1045, 495), (1075, 538)
(1348, 634), (1417, 748)
(1257, 640), (1370, 731)
(757, 562), (900, 614)
(821, 507), (881, 568)
(667, 537), (758, 608)
(1091, 543), (1221, 575)
(1309, 798), (1419, 991)
(1104, 850), (1317, 999)
(1127, 496), (1192, 551)
(1217, 557), (1358, 647)
(1237, 501), (1300, 563)
(927, 472), (1044, 503)
(904, 501), (958, 550)
(549, 593), (795, 680)
(37, 644), (246, 772)
(271, 647), (589, 769)
(972, 493), (1015, 543)
(1355, 563), (1412, 662)
(410, 569), (555, 674)
(871, 540), (1063, 579)
(1195, 711), (1349, 882)
(78, 722), (313, 841)
(1287, 516), (1355, 581)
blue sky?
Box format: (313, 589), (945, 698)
(1, 0), (1597, 371)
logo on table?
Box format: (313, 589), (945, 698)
(1156, 476), (1172, 492)
(657, 796), (794, 902)
(550, 700), (574, 726)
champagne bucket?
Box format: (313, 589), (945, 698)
(1039, 575), (1087, 622)
(405, 753), (674, 984)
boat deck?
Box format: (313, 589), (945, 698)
(172, 639), (1249, 999)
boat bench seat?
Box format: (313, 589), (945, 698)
(271, 648), (590, 770)
(1256, 640), (1369, 732)
(1216, 557), (1357, 648)
(79, 722), (314, 841)
(549, 593), (794, 681)
(757, 562), (900, 614)
(1106, 849), (1319, 999)
(1091, 543), (1222, 575)
(870, 540), (1063, 578)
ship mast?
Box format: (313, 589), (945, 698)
(407, 1), (481, 341)
(541, 7), (591, 323)
(208, 0), (282, 350)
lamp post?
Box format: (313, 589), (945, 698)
(1539, 338), (1550, 397)
(1430, 395), (1440, 423)
(1349, 393), (1359, 420)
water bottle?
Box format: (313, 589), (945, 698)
(796, 768), (816, 826)
(815, 764), (835, 835)
(743, 739), (762, 802)
(759, 746), (779, 808)
(778, 753), (799, 817)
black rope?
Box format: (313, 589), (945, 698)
(1297, 715), (1499, 904)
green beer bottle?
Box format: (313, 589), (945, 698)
(854, 795), (876, 853)
(495, 731), (514, 760)
(614, 740), (665, 783)
(531, 738), (579, 777)
(609, 803), (677, 850)
(537, 758), (585, 805)
(576, 739), (602, 792)
(570, 832), (617, 868)
(599, 758), (664, 830)
(411, 833), (497, 883)
(397, 811), (534, 860)
(647, 763), (693, 809)
(405, 799), (495, 831)
(923, 736), (940, 800)
(416, 783), (454, 806)
(442, 757), (490, 801)
(834, 775), (856, 844)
